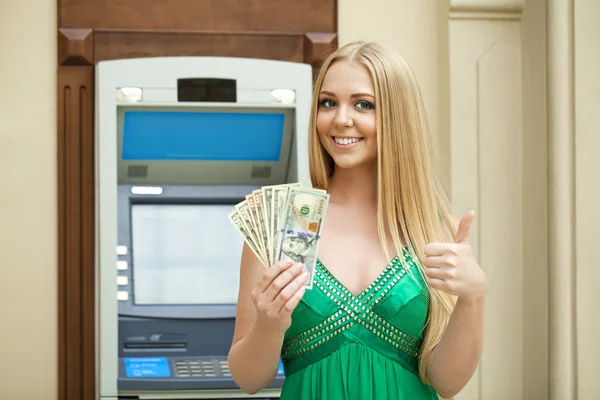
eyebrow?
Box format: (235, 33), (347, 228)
(319, 90), (375, 99)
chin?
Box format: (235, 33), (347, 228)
(330, 155), (376, 170)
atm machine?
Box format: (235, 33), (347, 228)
(95, 57), (313, 400)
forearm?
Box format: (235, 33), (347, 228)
(427, 295), (485, 398)
(228, 322), (285, 394)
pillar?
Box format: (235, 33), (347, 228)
(448, 1), (524, 398)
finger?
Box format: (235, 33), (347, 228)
(422, 255), (456, 269)
(263, 262), (304, 301)
(279, 284), (307, 315)
(425, 267), (456, 281)
(424, 242), (458, 257)
(256, 259), (295, 293)
(426, 277), (446, 291)
(275, 271), (308, 313)
(427, 277), (457, 294)
(455, 210), (476, 243)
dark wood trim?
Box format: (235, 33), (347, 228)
(94, 30), (306, 62)
(59, 0), (335, 33)
(57, 69), (65, 400)
(303, 32), (338, 79)
(95, 28), (307, 36)
(57, 66), (95, 400)
(58, 28), (94, 65)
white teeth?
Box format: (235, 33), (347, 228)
(334, 137), (362, 145)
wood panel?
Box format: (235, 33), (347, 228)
(57, 66), (95, 400)
(94, 30), (305, 62)
(60, 0), (336, 32)
(304, 32), (338, 78)
(58, 28), (94, 65)
(57, 1), (337, 399)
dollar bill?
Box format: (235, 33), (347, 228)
(252, 189), (270, 264)
(228, 209), (266, 266)
(261, 186), (274, 264)
(274, 187), (330, 289)
(271, 183), (302, 266)
(246, 194), (267, 262)
(235, 201), (268, 266)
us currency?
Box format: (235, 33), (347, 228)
(261, 186), (274, 264)
(235, 201), (268, 266)
(252, 189), (270, 264)
(246, 194), (268, 262)
(228, 210), (264, 264)
(274, 187), (329, 289)
(270, 183), (302, 266)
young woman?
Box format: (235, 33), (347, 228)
(228, 41), (486, 399)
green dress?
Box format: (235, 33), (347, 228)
(279, 248), (439, 399)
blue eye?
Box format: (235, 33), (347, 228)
(319, 99), (336, 108)
(355, 101), (374, 110)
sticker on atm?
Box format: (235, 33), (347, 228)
(124, 357), (170, 378)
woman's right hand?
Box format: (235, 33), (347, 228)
(251, 260), (308, 333)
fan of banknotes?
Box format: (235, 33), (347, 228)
(228, 183), (329, 289)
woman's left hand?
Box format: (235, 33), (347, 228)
(423, 211), (487, 301)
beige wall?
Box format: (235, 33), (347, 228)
(0, 0), (58, 399)
(573, 0), (600, 398)
(521, 0), (549, 398)
(1, 0), (598, 399)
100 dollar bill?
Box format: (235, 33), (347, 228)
(270, 183), (301, 266)
(228, 208), (266, 265)
(274, 187), (329, 289)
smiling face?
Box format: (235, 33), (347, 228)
(316, 60), (378, 172)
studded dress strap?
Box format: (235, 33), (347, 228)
(281, 252), (424, 366)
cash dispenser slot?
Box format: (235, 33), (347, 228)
(125, 342), (187, 350)
(124, 342), (187, 350)
(124, 334), (188, 351)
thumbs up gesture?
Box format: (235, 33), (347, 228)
(423, 211), (487, 301)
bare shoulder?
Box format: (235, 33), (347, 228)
(230, 243), (264, 347)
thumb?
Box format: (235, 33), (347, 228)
(455, 210), (476, 243)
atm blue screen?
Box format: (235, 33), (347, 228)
(124, 357), (170, 378)
(122, 111), (285, 161)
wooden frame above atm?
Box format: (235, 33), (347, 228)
(56, 2), (338, 399)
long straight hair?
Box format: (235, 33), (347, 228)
(308, 41), (456, 383)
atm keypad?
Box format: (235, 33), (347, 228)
(173, 358), (231, 378)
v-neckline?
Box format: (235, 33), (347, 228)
(315, 254), (403, 299)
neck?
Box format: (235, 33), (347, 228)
(327, 163), (377, 208)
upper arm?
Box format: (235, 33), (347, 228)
(230, 243), (264, 348)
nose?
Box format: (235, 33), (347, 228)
(334, 105), (354, 128)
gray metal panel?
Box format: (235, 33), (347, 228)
(96, 62), (120, 399)
(117, 317), (285, 396)
(116, 104), (297, 186)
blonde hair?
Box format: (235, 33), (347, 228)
(308, 41), (457, 384)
